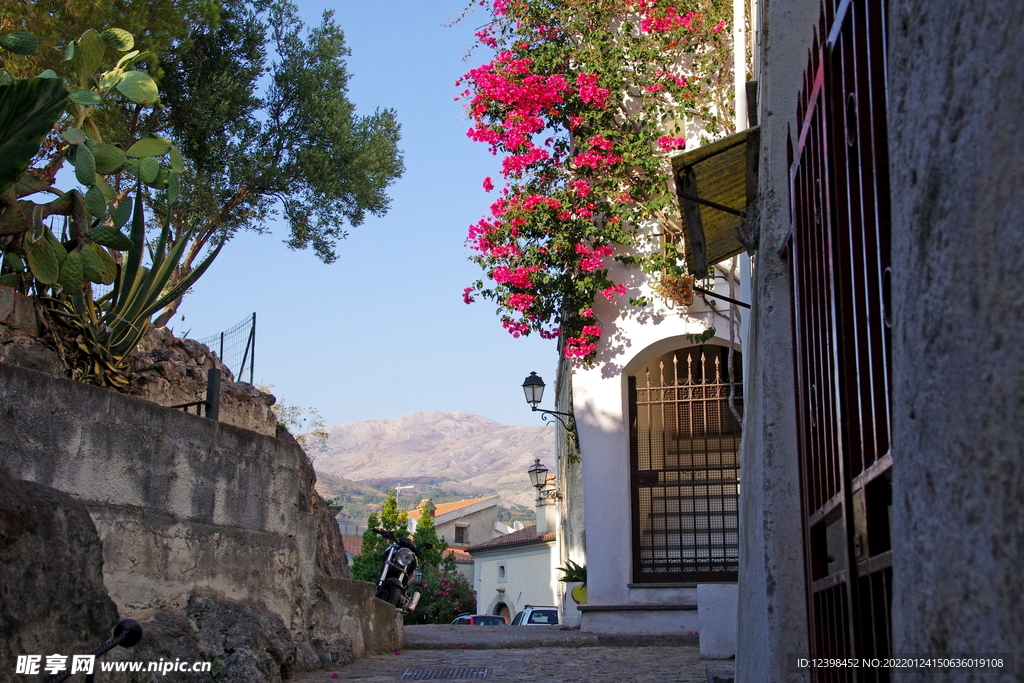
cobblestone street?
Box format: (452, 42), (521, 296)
(293, 626), (733, 683)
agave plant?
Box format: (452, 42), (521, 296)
(46, 187), (222, 387)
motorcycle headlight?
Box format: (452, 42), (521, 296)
(395, 548), (415, 567)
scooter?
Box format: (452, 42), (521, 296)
(371, 528), (430, 614)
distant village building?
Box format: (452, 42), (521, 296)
(469, 525), (557, 624)
(406, 495), (506, 583)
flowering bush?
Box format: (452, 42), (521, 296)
(405, 568), (477, 625)
(460, 0), (733, 363)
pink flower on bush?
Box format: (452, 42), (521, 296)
(576, 73), (610, 109)
(570, 179), (591, 198)
(493, 265), (539, 288)
(601, 283), (627, 300)
(508, 293), (536, 311)
(587, 134), (615, 151)
(657, 136), (687, 151)
(463, 287), (476, 304)
(483, 176), (495, 192)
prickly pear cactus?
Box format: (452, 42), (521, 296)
(0, 31), (38, 55)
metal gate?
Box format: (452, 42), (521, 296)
(788, 0), (893, 679)
(628, 346), (742, 583)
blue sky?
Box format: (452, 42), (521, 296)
(177, 0), (559, 428)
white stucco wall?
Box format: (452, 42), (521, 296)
(473, 541), (558, 618)
(572, 248), (747, 634)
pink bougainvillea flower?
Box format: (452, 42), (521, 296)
(657, 136), (687, 151)
(601, 283), (627, 300)
(570, 178), (591, 198)
(483, 176), (495, 192)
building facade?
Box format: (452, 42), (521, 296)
(735, 0), (1024, 680)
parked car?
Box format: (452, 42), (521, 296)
(450, 614), (508, 625)
(510, 606), (559, 625)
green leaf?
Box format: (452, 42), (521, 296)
(116, 70), (159, 106)
(73, 30), (106, 88)
(93, 143), (126, 173)
(97, 68), (124, 92)
(82, 241), (117, 284)
(68, 89), (102, 106)
(84, 185), (107, 219)
(100, 28), (134, 52)
(115, 50), (140, 70)
(111, 198), (132, 230)
(88, 224), (134, 251)
(74, 143), (96, 186)
(167, 172), (179, 205)
(62, 127), (87, 145)
(63, 41), (75, 62)
(0, 273), (22, 287)
(169, 143), (184, 173)
(57, 250), (85, 291)
(0, 77), (69, 195)
(125, 134), (171, 158)
(0, 32), (39, 55)
(94, 174), (117, 202)
(37, 70), (58, 79)
(4, 252), (24, 271)
(144, 166), (170, 189)
(137, 157), (159, 183)
(23, 230), (64, 285)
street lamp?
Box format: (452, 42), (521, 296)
(527, 458), (549, 489)
(527, 458), (560, 500)
(522, 372), (545, 408)
(520, 372), (576, 434)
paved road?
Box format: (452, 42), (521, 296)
(293, 626), (733, 683)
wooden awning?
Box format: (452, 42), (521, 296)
(671, 126), (760, 274)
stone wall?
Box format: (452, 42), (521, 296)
(733, 0), (817, 679)
(0, 286), (276, 436)
(888, 1), (1024, 680)
(0, 361), (402, 681)
(0, 468), (119, 674)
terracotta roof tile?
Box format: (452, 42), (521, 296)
(406, 496), (498, 520)
(467, 525), (555, 552)
(444, 547), (474, 564)
(341, 536), (363, 556)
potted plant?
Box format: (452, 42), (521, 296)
(557, 559), (587, 627)
(653, 270), (695, 308)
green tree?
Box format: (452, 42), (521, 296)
(148, 0), (405, 324)
(350, 490), (408, 583)
(2, 0), (404, 327)
(411, 500), (448, 572)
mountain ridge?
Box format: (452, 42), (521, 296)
(309, 410), (554, 509)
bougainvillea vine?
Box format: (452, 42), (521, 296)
(459, 0), (734, 364)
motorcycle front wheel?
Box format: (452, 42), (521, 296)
(383, 584), (403, 607)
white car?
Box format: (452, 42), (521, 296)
(510, 606), (559, 625)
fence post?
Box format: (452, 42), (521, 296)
(205, 369), (221, 421)
(250, 311), (256, 384)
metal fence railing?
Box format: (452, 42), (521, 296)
(197, 313), (255, 384)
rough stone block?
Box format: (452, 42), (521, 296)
(0, 467), (119, 668)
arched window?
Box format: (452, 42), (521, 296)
(628, 345), (742, 582)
